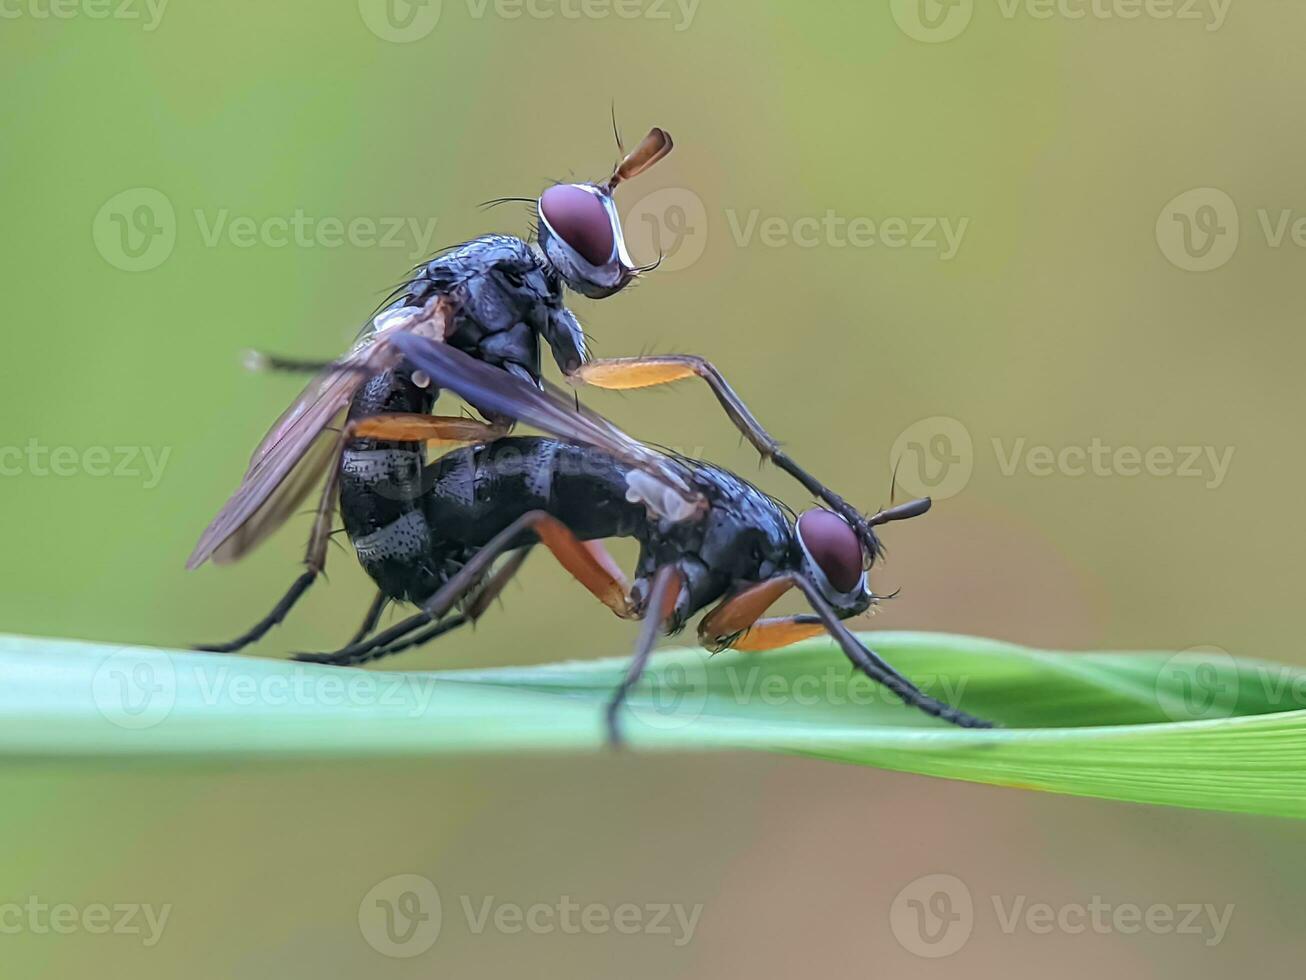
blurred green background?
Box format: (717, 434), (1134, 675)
(3, 0), (1306, 975)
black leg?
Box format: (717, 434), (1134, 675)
(605, 564), (682, 747)
(296, 549), (533, 667)
(790, 574), (994, 729)
(296, 614), (470, 666)
(771, 449), (883, 560)
(246, 351), (369, 375)
(297, 517), (555, 665)
(357, 613), (470, 660)
(346, 591), (388, 646)
(308, 511), (632, 666)
(195, 570), (317, 653)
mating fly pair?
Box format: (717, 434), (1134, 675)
(303, 342), (992, 740)
(187, 124), (991, 736)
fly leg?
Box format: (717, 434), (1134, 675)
(697, 577), (817, 652)
(697, 576), (830, 652)
(290, 589), (390, 661)
(296, 548), (533, 665)
(244, 352), (391, 376)
(790, 574), (994, 728)
(699, 575), (994, 728)
(605, 564), (684, 748)
(568, 355), (887, 558)
(351, 413), (510, 452)
(346, 591), (388, 646)
(295, 513), (639, 667)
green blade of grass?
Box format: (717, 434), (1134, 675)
(3, 632), (1304, 818)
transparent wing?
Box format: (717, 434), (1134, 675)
(187, 299), (451, 569)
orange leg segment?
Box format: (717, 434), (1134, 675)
(730, 617), (827, 652)
(349, 413), (508, 449)
(570, 357), (700, 390)
(698, 577), (796, 649)
(532, 523), (636, 620)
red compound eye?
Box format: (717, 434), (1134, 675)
(539, 184), (615, 266)
(797, 509), (863, 593)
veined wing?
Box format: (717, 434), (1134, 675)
(187, 298), (453, 569)
(385, 332), (705, 520)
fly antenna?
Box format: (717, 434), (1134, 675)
(610, 101), (625, 158)
(865, 458), (930, 527)
(867, 496), (932, 527)
(606, 127), (674, 192)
